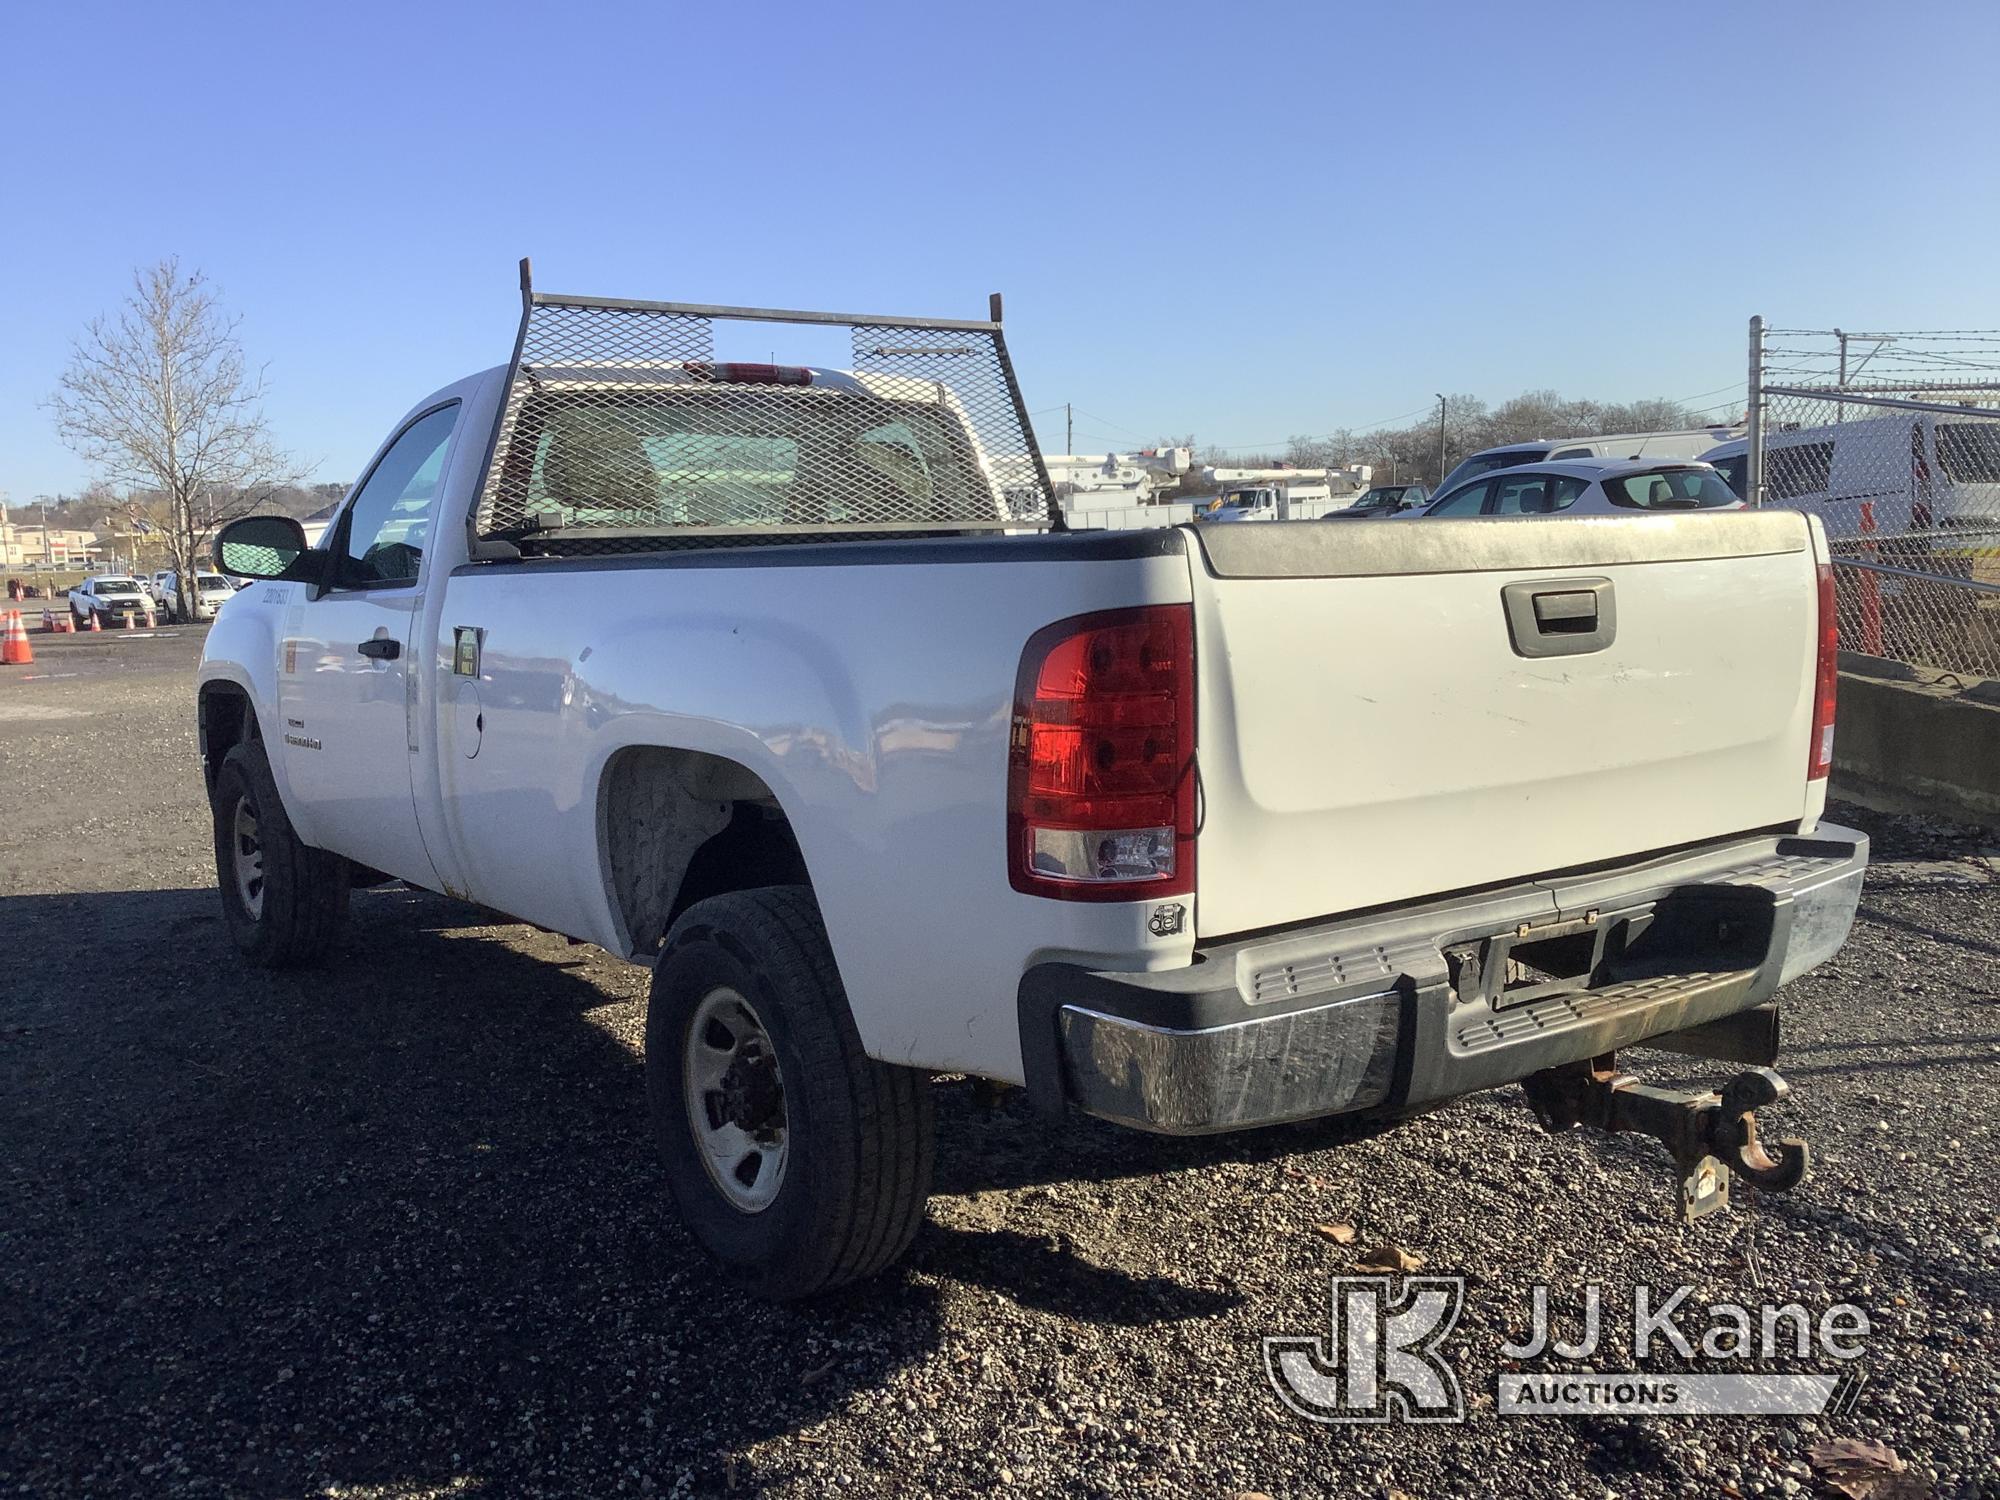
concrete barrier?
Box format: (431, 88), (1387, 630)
(1832, 666), (2000, 828)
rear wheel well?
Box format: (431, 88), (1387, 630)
(600, 747), (810, 957)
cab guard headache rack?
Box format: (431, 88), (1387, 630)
(466, 258), (1062, 561)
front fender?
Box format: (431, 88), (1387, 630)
(197, 581), (319, 845)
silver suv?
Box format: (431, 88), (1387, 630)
(1417, 459), (1743, 518)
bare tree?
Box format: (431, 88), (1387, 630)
(1285, 433), (1334, 468)
(49, 258), (298, 620)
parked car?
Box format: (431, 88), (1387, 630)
(196, 281), (1862, 1298)
(1702, 411), (2000, 536)
(1417, 460), (1743, 518)
(1434, 427), (1744, 500)
(68, 575), (153, 627)
(154, 570), (238, 622)
(1321, 482), (1428, 519)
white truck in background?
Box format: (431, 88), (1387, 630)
(68, 574), (152, 627)
(197, 272), (1863, 1297)
(1195, 465), (1369, 522)
(152, 569), (238, 622)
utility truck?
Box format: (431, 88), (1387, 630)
(198, 267), (1863, 1297)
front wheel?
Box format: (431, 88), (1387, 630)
(211, 741), (350, 967)
(645, 887), (934, 1299)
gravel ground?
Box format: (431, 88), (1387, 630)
(3, 633), (1997, 1499)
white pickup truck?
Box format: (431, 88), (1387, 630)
(199, 273), (1864, 1297)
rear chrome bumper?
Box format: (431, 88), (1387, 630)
(1018, 824), (1867, 1135)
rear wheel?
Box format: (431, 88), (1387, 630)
(645, 886), (934, 1299)
(211, 741), (349, 967)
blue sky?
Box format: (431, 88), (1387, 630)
(4, 0), (1998, 500)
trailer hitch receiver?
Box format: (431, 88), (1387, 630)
(1521, 1055), (1808, 1221)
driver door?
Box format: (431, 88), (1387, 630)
(278, 403), (460, 886)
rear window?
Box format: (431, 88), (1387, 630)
(1935, 421), (2000, 483)
(510, 386), (993, 530)
(1604, 469), (1739, 510)
(1765, 440), (1833, 501)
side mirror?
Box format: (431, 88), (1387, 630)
(214, 515), (316, 582)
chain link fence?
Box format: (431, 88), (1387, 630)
(1748, 324), (2000, 680)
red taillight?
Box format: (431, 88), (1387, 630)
(1008, 605), (1196, 901)
(1809, 561), (1838, 779)
(679, 361), (814, 386)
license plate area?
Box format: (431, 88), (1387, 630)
(1447, 912), (1614, 1011)
(1443, 887), (1777, 1013)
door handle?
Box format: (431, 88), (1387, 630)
(356, 638), (401, 661)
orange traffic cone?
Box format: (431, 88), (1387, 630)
(123, 608), (138, 630)
(2, 610), (33, 666)
(86, 610), (101, 632)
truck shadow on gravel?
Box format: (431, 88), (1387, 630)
(0, 885), (1256, 1496)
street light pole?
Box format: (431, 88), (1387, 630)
(1435, 394), (1447, 485)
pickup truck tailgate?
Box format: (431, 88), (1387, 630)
(1187, 512), (1823, 938)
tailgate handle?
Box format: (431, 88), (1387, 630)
(1533, 591), (1598, 628)
(1502, 577), (1616, 658)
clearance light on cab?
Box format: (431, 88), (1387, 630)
(1008, 605), (1196, 901)
(679, 361), (815, 386)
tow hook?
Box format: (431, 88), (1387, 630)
(1521, 1055), (1809, 1221)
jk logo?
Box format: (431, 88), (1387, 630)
(1264, 1276), (1467, 1424)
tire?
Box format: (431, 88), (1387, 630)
(211, 740), (350, 967)
(646, 886), (934, 1299)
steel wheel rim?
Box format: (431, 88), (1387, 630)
(683, 986), (788, 1213)
(231, 795), (265, 921)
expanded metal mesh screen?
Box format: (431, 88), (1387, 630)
(472, 294), (1055, 546)
(1752, 329), (2000, 679)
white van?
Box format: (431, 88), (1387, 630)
(1434, 427), (1743, 500)
(1702, 410), (2000, 537)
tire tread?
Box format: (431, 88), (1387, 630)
(214, 741), (349, 968)
(656, 886), (933, 1298)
